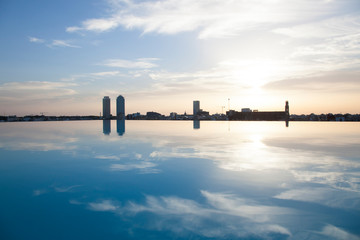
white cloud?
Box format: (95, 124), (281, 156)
(201, 190), (292, 223)
(0, 81), (77, 102)
(88, 200), (118, 211)
(48, 40), (80, 48)
(134, 153), (142, 159)
(0, 81), (77, 91)
(84, 190), (292, 238)
(100, 58), (159, 69)
(75, 18), (118, 32)
(28, 36), (45, 43)
(54, 185), (82, 193)
(110, 161), (158, 173)
(33, 189), (47, 196)
(28, 37), (81, 48)
(274, 187), (360, 209)
(319, 225), (360, 240)
(66, 0), (351, 38)
(91, 71), (121, 77)
(0, 129), (79, 151)
(291, 33), (360, 60)
(0, 142), (74, 151)
(119, 190), (292, 238)
(273, 14), (360, 39)
(95, 155), (121, 160)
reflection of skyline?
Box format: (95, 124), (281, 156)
(102, 119), (126, 136)
(193, 120), (200, 129)
(103, 120), (111, 135)
(117, 119), (125, 136)
(1, 121), (359, 239)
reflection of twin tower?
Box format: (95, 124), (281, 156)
(102, 95), (125, 119)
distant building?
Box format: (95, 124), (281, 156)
(127, 112), (142, 120)
(102, 96), (111, 119)
(285, 101), (289, 117)
(193, 100), (200, 116)
(146, 111), (163, 120)
(197, 109), (209, 116)
(241, 108), (252, 112)
(170, 112), (177, 120)
(227, 101), (290, 121)
(116, 95), (125, 119)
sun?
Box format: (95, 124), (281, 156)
(230, 59), (280, 89)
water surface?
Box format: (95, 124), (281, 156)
(0, 120), (359, 239)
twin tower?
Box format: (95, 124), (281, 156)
(102, 95), (125, 120)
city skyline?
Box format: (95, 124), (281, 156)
(0, 0), (359, 116)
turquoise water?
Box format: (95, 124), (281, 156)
(0, 120), (359, 239)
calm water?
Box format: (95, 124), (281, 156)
(0, 120), (359, 240)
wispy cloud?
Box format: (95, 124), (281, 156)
(100, 58), (159, 69)
(91, 71), (121, 77)
(274, 187), (360, 209)
(88, 200), (118, 211)
(0, 81), (77, 102)
(318, 225), (360, 240)
(54, 185), (82, 193)
(86, 190), (292, 238)
(48, 40), (81, 48)
(95, 155), (121, 160)
(66, 0), (350, 39)
(273, 15), (360, 39)
(110, 161), (159, 173)
(28, 37), (81, 48)
(264, 71), (360, 93)
(33, 189), (47, 196)
(28, 36), (45, 43)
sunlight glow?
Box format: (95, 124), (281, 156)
(221, 59), (282, 88)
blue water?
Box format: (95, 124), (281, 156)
(0, 120), (359, 239)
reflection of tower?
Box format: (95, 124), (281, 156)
(116, 95), (125, 119)
(103, 120), (111, 135)
(103, 96), (111, 119)
(117, 119), (125, 136)
(193, 100), (200, 116)
(193, 120), (200, 129)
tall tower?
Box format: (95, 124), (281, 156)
(285, 101), (289, 118)
(116, 95), (125, 119)
(193, 100), (200, 116)
(102, 96), (111, 119)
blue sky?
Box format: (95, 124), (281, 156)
(0, 0), (359, 116)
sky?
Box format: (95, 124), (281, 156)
(0, 0), (359, 116)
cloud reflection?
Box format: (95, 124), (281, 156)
(319, 225), (360, 240)
(274, 187), (360, 209)
(88, 200), (119, 212)
(86, 190), (292, 238)
(110, 161), (159, 173)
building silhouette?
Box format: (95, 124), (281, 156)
(227, 101), (290, 121)
(285, 101), (289, 117)
(116, 95), (125, 119)
(102, 96), (111, 119)
(146, 111), (163, 120)
(193, 100), (200, 116)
